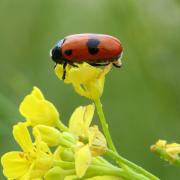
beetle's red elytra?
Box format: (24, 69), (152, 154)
(50, 33), (123, 80)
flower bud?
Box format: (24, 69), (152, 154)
(33, 125), (62, 146)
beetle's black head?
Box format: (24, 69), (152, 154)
(50, 39), (64, 64)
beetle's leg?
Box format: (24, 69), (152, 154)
(113, 63), (121, 68)
(62, 62), (67, 80)
(67, 61), (78, 68)
(113, 59), (122, 68)
(71, 63), (78, 68)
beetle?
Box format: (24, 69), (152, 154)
(50, 33), (123, 80)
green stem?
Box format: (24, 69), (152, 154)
(152, 146), (180, 166)
(54, 160), (75, 169)
(94, 98), (117, 152)
(58, 134), (74, 148)
(92, 158), (148, 180)
(94, 156), (116, 168)
(84, 165), (128, 179)
(84, 164), (150, 180)
(106, 149), (159, 180)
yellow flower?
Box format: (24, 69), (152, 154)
(1, 123), (53, 180)
(55, 62), (112, 100)
(69, 104), (107, 178)
(151, 139), (180, 165)
(151, 139), (180, 156)
(154, 139), (167, 148)
(19, 87), (67, 131)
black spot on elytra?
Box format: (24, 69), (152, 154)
(86, 38), (100, 55)
(64, 49), (72, 56)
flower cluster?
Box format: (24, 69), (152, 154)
(1, 87), (120, 180)
(151, 140), (180, 166)
(1, 61), (160, 180)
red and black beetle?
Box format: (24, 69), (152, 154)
(50, 33), (123, 79)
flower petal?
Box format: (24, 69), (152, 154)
(75, 145), (91, 178)
(55, 63), (101, 84)
(88, 126), (107, 156)
(66, 63), (103, 84)
(1, 151), (30, 179)
(81, 64), (111, 100)
(31, 86), (44, 100)
(69, 104), (95, 137)
(13, 122), (34, 152)
(166, 143), (180, 154)
(20, 163), (34, 180)
(22, 148), (53, 179)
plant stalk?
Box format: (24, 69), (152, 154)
(94, 98), (117, 152)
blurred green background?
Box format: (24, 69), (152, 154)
(0, 0), (180, 179)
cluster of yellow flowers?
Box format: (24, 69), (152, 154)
(151, 140), (180, 166)
(1, 63), (122, 180)
(1, 87), (116, 179)
(2, 62), (169, 180)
